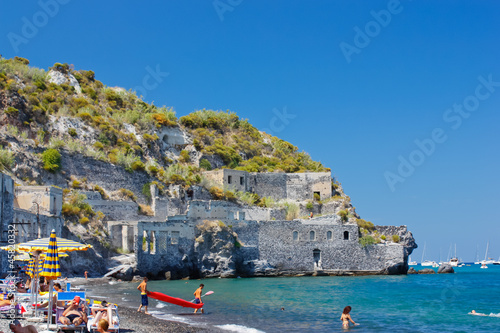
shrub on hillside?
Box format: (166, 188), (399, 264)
(119, 188), (137, 201)
(284, 202), (299, 220)
(199, 159), (212, 170)
(209, 186), (224, 200)
(41, 149), (61, 172)
(179, 150), (190, 163)
(356, 219), (375, 231)
(0, 147), (15, 171)
(68, 128), (77, 137)
(337, 209), (349, 222)
(5, 106), (18, 116)
(392, 235), (400, 243)
(359, 235), (375, 247)
(131, 160), (145, 171)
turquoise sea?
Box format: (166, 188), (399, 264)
(85, 264), (500, 332)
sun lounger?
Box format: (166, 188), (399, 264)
(0, 304), (22, 318)
(87, 302), (120, 333)
(55, 291), (87, 333)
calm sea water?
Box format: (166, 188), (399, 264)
(85, 265), (500, 332)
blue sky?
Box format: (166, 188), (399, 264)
(2, 0), (499, 262)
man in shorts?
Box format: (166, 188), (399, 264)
(137, 277), (150, 315)
(193, 283), (204, 314)
(59, 296), (88, 326)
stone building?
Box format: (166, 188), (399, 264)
(203, 170), (333, 201)
(0, 172), (64, 272)
(130, 213), (412, 277)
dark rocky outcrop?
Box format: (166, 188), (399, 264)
(437, 264), (454, 274)
(418, 268), (436, 274)
(407, 267), (417, 274)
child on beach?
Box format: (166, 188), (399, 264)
(97, 318), (110, 333)
(193, 284), (204, 314)
(340, 306), (357, 328)
(137, 277), (150, 315)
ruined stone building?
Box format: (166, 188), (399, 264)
(0, 172), (64, 270)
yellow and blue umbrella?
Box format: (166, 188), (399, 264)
(16, 236), (92, 253)
(40, 230), (61, 330)
(26, 257), (35, 278)
(40, 230), (61, 281)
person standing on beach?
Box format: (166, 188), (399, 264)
(193, 283), (204, 314)
(137, 277), (150, 315)
(84, 271), (88, 280)
(340, 306), (357, 328)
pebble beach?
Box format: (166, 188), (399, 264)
(0, 277), (221, 333)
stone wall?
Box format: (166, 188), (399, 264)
(257, 219), (406, 273)
(135, 220), (197, 277)
(187, 200), (270, 222)
(15, 185), (63, 216)
(58, 152), (153, 204)
(0, 173), (14, 272)
(203, 169), (248, 192)
(203, 170), (332, 202)
(249, 173), (287, 200)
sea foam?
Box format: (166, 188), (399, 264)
(215, 324), (266, 333)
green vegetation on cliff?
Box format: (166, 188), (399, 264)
(0, 56), (329, 205)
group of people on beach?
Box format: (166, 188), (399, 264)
(135, 276), (360, 329)
(136, 277), (205, 315)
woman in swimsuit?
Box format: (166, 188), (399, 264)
(340, 306), (357, 328)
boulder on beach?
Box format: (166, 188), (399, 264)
(438, 264), (454, 274)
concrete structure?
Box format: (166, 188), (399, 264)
(1, 173), (64, 273)
(203, 170), (332, 201)
(130, 212), (411, 276)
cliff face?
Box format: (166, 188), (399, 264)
(0, 57), (418, 279)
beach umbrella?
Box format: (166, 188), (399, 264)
(16, 237), (92, 252)
(40, 230), (61, 330)
(13, 253), (31, 261)
(26, 257), (35, 278)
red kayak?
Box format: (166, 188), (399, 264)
(148, 291), (203, 309)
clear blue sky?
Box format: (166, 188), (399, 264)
(2, 0), (499, 262)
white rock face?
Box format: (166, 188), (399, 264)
(158, 127), (190, 146)
(47, 115), (96, 143)
(47, 69), (82, 94)
(122, 123), (137, 137)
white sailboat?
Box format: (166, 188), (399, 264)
(408, 256), (417, 266)
(447, 244), (462, 267)
(479, 241), (494, 265)
(420, 242), (438, 267)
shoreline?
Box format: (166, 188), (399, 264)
(71, 277), (222, 333)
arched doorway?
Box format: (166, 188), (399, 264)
(313, 249), (322, 270)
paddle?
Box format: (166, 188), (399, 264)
(190, 290), (214, 302)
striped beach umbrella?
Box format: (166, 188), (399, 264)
(40, 230), (61, 281)
(40, 230), (61, 330)
(13, 253), (31, 261)
(37, 256), (45, 276)
(26, 257), (35, 278)
(16, 236), (92, 253)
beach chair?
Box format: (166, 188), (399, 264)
(55, 291), (87, 333)
(87, 300), (120, 333)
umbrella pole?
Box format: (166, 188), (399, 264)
(34, 253), (40, 318)
(46, 279), (54, 330)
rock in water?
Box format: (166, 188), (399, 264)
(418, 268), (436, 274)
(407, 267), (417, 274)
(437, 264), (454, 274)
